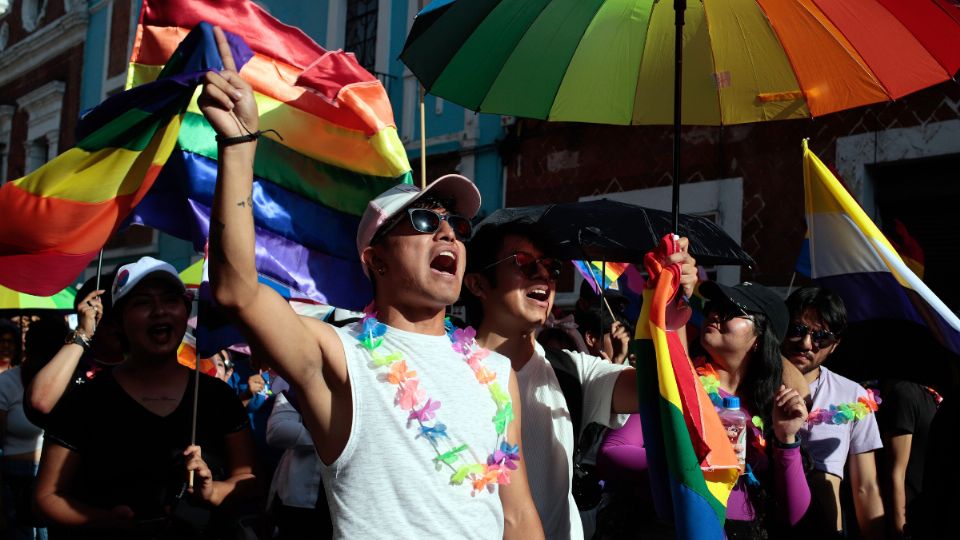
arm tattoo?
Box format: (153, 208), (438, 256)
(236, 194), (254, 210)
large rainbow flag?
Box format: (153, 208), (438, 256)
(798, 140), (960, 355)
(0, 25), (244, 295)
(127, 0), (412, 310)
(635, 235), (739, 538)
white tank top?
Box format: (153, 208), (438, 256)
(321, 322), (512, 539)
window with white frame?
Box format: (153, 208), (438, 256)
(345, 0), (378, 72)
(16, 80), (65, 173)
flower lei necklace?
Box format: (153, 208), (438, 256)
(806, 389), (881, 425)
(358, 310), (516, 496)
(696, 359), (881, 430)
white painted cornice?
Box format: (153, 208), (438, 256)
(17, 80), (65, 119)
(0, 8), (88, 88)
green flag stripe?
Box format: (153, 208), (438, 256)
(177, 113), (410, 217)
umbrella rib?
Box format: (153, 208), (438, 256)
(631, 1), (662, 124)
(700, 0), (727, 125)
(765, 0), (893, 103)
(542, 1), (610, 119)
(474, 0), (556, 114)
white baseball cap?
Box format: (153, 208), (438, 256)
(111, 256), (186, 306)
(355, 174), (482, 261)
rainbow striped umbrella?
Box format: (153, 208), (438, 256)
(402, 0), (960, 228)
(402, 0), (960, 126)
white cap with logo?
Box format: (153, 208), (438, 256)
(111, 256), (186, 306)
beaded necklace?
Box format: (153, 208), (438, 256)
(358, 311), (516, 496)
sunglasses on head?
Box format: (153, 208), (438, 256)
(380, 208), (473, 242)
(786, 323), (838, 348)
(483, 251), (562, 281)
(705, 301), (755, 323)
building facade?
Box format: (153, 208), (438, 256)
(259, 0), (508, 217)
(502, 82), (960, 312)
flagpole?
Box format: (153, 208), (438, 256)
(188, 347), (201, 489)
(95, 249), (104, 290)
(419, 85), (427, 189)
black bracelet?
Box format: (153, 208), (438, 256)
(216, 128), (284, 146)
(774, 437), (801, 449)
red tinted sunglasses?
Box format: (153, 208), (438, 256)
(483, 251), (562, 281)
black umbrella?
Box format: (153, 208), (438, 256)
(475, 199), (753, 267)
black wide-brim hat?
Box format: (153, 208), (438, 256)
(700, 281), (789, 342)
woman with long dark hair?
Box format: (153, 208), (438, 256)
(697, 282), (811, 539)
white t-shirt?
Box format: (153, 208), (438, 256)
(320, 323), (513, 539)
(517, 343), (629, 540)
(799, 366), (882, 479)
(0, 366), (44, 456)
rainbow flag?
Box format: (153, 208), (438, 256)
(127, 0), (412, 310)
(635, 235), (739, 538)
(798, 140), (960, 355)
(0, 24), (244, 295)
(572, 260), (630, 293)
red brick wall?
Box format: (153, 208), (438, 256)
(503, 81), (960, 286)
(108, 0), (133, 78)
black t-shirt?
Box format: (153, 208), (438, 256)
(45, 369), (248, 525)
(878, 379), (938, 505)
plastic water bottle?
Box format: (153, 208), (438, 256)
(719, 396), (747, 469)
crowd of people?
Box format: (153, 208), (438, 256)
(0, 27), (954, 540)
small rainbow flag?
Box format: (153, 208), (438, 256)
(127, 0), (412, 310)
(797, 140), (960, 355)
(572, 260), (630, 293)
(0, 25), (237, 295)
(634, 235), (739, 538)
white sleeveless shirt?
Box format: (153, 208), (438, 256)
(320, 322), (513, 539)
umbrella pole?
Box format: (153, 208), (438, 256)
(672, 0), (687, 233)
(419, 85), (427, 189)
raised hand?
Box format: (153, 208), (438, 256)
(772, 384), (808, 445)
(663, 236), (698, 299)
(607, 320), (632, 364)
(76, 289), (104, 338)
(197, 26), (259, 138)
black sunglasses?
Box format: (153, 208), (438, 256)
(379, 208), (473, 242)
(786, 323), (838, 348)
(483, 251), (562, 281)
(704, 301), (755, 323)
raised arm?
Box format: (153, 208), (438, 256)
(772, 384), (811, 525)
(199, 27), (349, 460)
(27, 289), (101, 414)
